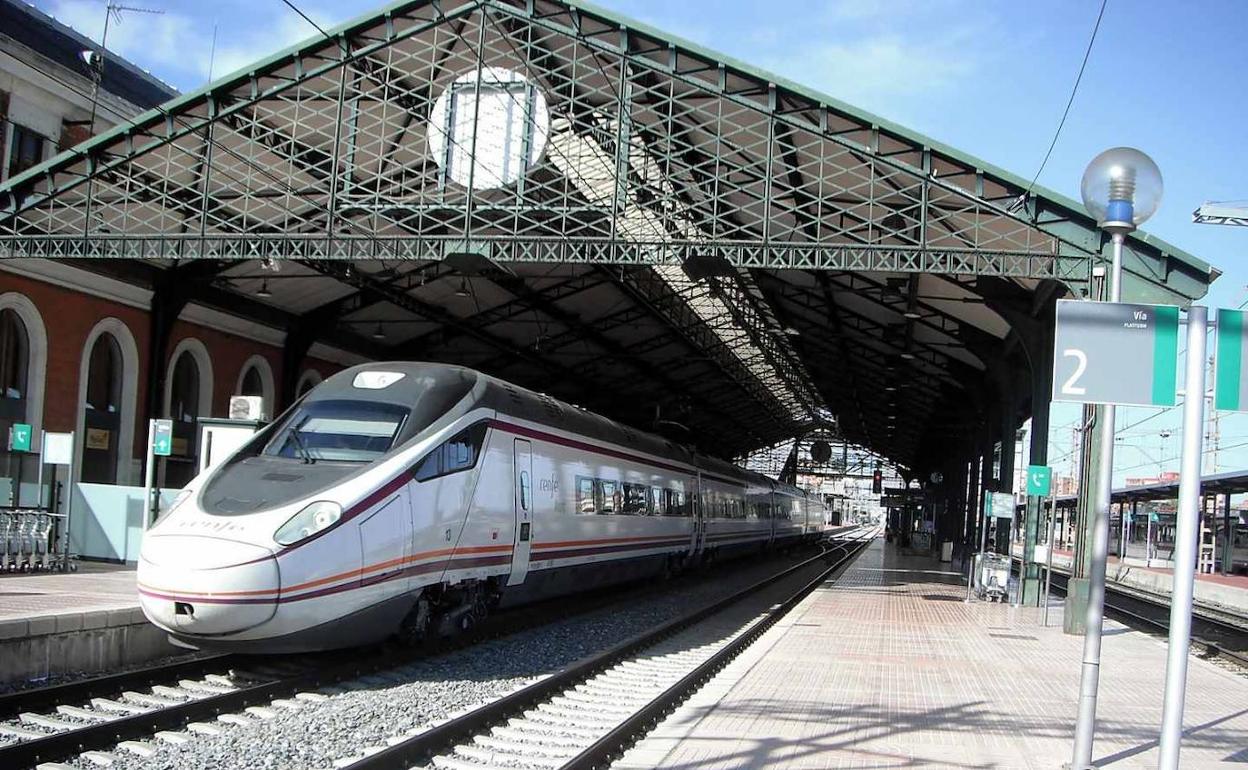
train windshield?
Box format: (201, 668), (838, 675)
(263, 399), (409, 463)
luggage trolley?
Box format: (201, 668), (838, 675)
(0, 508), (76, 573)
(0, 510), (15, 572)
(974, 552), (1012, 603)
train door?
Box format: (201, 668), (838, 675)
(507, 439), (533, 586)
(690, 474), (706, 559)
(766, 489), (777, 547)
(358, 491), (412, 587)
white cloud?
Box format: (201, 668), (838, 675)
(748, 1), (998, 117)
(42, 0), (340, 88)
(762, 31), (977, 102)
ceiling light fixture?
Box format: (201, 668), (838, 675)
(372, 322), (386, 340)
(455, 278), (470, 298)
(256, 279), (272, 298)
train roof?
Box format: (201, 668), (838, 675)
(326, 362), (816, 500)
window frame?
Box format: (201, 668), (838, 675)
(412, 421), (489, 482)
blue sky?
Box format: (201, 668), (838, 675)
(33, 0), (1248, 485)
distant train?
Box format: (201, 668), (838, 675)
(137, 363), (831, 652)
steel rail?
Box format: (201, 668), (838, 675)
(0, 536), (854, 769)
(342, 531), (875, 770)
(0, 654), (359, 768)
(562, 533), (873, 769)
(1047, 572), (1248, 669)
(0, 654), (234, 720)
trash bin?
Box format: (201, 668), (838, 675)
(940, 540), (953, 563)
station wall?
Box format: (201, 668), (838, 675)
(0, 264), (351, 498)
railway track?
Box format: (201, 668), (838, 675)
(1047, 571), (1248, 668)
(0, 533), (864, 769)
(331, 532), (875, 770)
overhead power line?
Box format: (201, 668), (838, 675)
(279, 0), (331, 40)
(1022, 0), (1109, 200)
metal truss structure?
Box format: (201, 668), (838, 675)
(0, 0), (1216, 468)
(1193, 202), (1248, 227)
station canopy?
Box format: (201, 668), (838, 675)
(0, 0), (1216, 469)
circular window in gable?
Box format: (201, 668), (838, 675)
(428, 67), (550, 191)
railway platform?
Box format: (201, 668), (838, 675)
(1014, 544), (1248, 617)
(617, 538), (1248, 769)
(0, 564), (175, 685)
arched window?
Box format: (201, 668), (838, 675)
(0, 308), (28, 407)
(170, 351), (200, 423)
(0, 308), (30, 504)
(166, 350), (201, 488)
(240, 366), (263, 399)
(296, 369), (322, 398)
(85, 334), (122, 413)
(0, 294), (47, 503)
(81, 333), (123, 484)
(234, 355), (274, 420)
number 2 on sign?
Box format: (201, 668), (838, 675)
(1061, 348), (1088, 395)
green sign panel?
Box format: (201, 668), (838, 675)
(1052, 300), (1179, 408)
(984, 491), (1016, 519)
(8, 423), (32, 452)
(1025, 465), (1052, 497)
(1215, 309), (1248, 411)
(152, 419), (173, 457)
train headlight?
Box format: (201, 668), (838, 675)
(274, 501), (342, 546)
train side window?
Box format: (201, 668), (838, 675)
(444, 424), (484, 472)
(623, 483), (647, 515)
(577, 476), (596, 514)
(413, 422), (487, 481)
(652, 487), (666, 516)
(413, 450), (440, 481)
(668, 489), (686, 517)
(599, 480), (618, 514)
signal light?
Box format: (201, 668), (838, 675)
(872, 468), (883, 494)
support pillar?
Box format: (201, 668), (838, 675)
(1065, 401), (1103, 635)
(1021, 319), (1053, 605)
(1224, 492), (1234, 576)
(966, 452), (981, 565)
(997, 403), (1017, 554)
(279, 325), (318, 411)
(144, 271), (192, 485)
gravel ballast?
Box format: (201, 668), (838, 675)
(77, 549), (829, 770)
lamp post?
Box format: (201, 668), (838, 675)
(1070, 147), (1163, 770)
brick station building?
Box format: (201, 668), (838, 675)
(0, 0), (354, 499)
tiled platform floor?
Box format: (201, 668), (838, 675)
(617, 539), (1248, 769)
(0, 563), (137, 621)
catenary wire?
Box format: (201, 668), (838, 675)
(1023, 0), (1108, 199)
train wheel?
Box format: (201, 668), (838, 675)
(398, 597), (431, 646)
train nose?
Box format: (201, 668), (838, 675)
(138, 535), (279, 635)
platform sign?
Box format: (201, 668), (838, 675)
(984, 491), (1016, 519)
(1052, 300), (1179, 407)
(1215, 309), (1248, 411)
(152, 419), (173, 457)
(8, 423), (31, 452)
(1025, 465), (1052, 497)
(43, 432), (73, 465)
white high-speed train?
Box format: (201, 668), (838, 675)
(138, 363), (831, 652)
